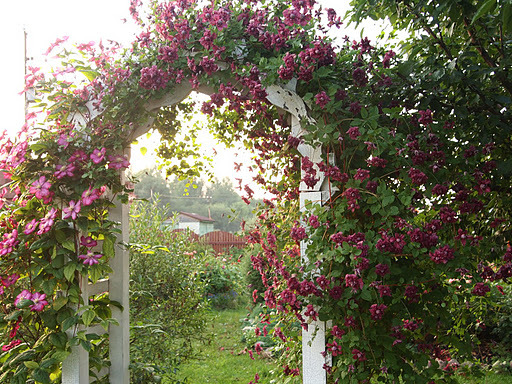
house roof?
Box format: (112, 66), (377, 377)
(178, 212), (215, 222)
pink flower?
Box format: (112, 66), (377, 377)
(369, 304), (387, 321)
(90, 148), (106, 164)
(331, 325), (345, 339)
(57, 134), (70, 148)
(472, 282), (490, 296)
(80, 236), (97, 248)
(378, 285), (392, 297)
(37, 208), (58, 235)
(29, 176), (52, 200)
(408, 167), (428, 185)
(24, 219), (38, 235)
(347, 126), (361, 140)
(2, 339), (21, 352)
(375, 264), (390, 276)
(108, 154), (130, 170)
(429, 245), (455, 264)
(81, 186), (103, 206)
(0, 230), (19, 256)
(79, 250), (102, 265)
(2, 274), (19, 287)
(352, 348), (367, 362)
(37, 208), (57, 235)
(15, 289), (32, 306)
(354, 168), (370, 181)
(345, 274), (363, 292)
(139, 65), (169, 90)
(308, 215), (320, 229)
(29, 292), (48, 312)
(315, 91), (331, 109)
(304, 304), (318, 320)
(326, 340), (342, 356)
(54, 163), (76, 179)
(63, 200), (81, 220)
(290, 225), (307, 242)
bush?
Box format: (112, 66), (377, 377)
(129, 198), (210, 383)
(198, 250), (245, 309)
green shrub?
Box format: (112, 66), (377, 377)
(129, 198), (210, 383)
(198, 250), (245, 309)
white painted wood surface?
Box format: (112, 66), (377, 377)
(108, 148), (131, 384)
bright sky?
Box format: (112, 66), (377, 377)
(0, 0), (391, 190)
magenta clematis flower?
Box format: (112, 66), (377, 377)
(57, 134), (70, 148)
(14, 290), (32, 306)
(78, 250), (102, 265)
(63, 200), (81, 220)
(29, 292), (48, 312)
(80, 236), (97, 248)
(24, 219), (38, 235)
(81, 186), (103, 206)
(29, 176), (52, 200)
(54, 163), (76, 179)
(37, 208), (58, 235)
(0, 230), (19, 256)
(2, 274), (19, 287)
(90, 148), (106, 164)
(315, 91), (331, 109)
(2, 339), (21, 352)
(107, 154), (130, 170)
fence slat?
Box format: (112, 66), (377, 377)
(199, 230), (246, 253)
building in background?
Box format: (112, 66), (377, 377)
(165, 211), (215, 236)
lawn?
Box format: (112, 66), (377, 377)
(174, 307), (278, 384)
(171, 306), (512, 384)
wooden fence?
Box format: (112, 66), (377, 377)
(171, 229), (247, 253)
(200, 230), (247, 253)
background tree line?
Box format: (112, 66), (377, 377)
(131, 167), (260, 233)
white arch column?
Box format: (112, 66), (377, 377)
(108, 149), (131, 384)
(266, 85), (330, 384)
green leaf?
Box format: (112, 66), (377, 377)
(140, 147), (148, 156)
(62, 316), (78, 331)
(81, 310), (96, 327)
(63, 262), (76, 282)
(102, 235), (116, 259)
(5, 310), (23, 321)
(503, 3), (512, 33)
(78, 69), (99, 81)
(471, 0), (497, 24)
(76, 217), (89, 233)
(389, 206), (400, 216)
(382, 195), (395, 207)
(32, 368), (51, 384)
(89, 264), (102, 283)
(53, 296), (69, 311)
(52, 350), (70, 362)
(49, 332), (68, 349)
(23, 361), (39, 369)
(360, 288), (372, 301)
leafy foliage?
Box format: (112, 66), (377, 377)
(129, 199), (210, 383)
(0, 0), (510, 382)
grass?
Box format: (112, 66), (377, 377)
(174, 307), (279, 384)
(457, 372), (512, 384)
(167, 306), (512, 384)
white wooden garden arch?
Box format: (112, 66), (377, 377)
(62, 80), (332, 384)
